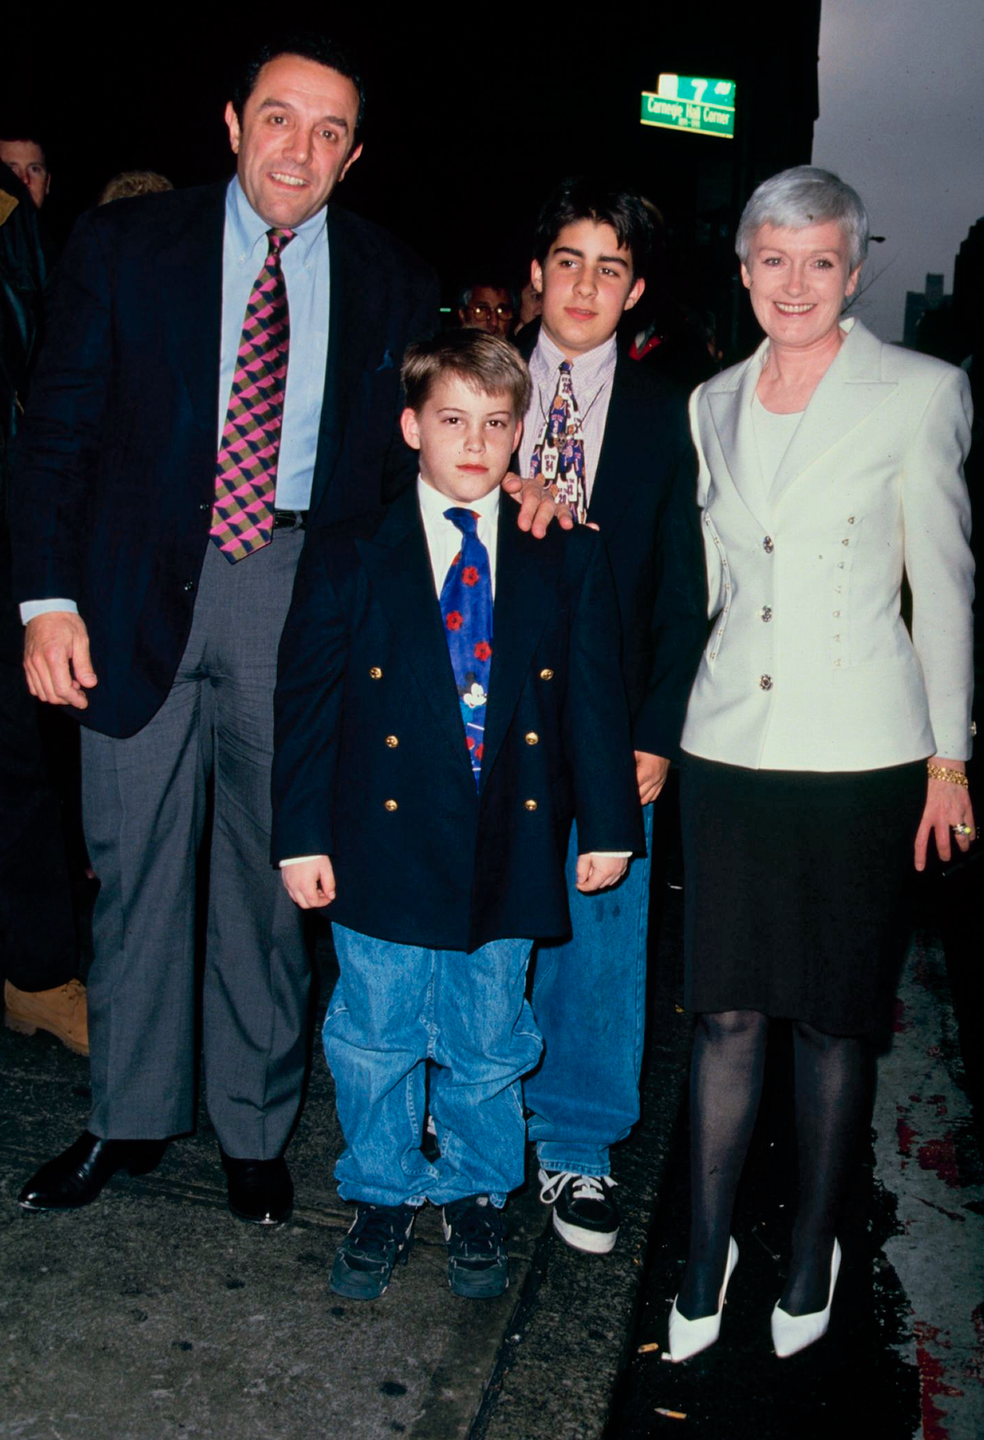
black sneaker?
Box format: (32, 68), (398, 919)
(329, 1203), (416, 1300)
(441, 1196), (509, 1299)
(538, 1169), (620, 1254)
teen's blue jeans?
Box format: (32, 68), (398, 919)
(325, 925), (541, 1208)
(525, 805), (654, 1177)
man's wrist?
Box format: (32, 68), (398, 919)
(20, 599), (79, 624)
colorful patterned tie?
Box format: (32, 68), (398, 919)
(440, 508), (494, 787)
(530, 360), (587, 525)
(210, 228), (295, 562)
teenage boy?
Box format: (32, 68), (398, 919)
(272, 330), (643, 1301)
(516, 177), (706, 1255)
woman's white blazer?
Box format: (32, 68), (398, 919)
(680, 317), (974, 771)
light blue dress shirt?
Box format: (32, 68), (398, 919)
(21, 178), (331, 622)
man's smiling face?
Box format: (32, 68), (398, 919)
(225, 53), (362, 228)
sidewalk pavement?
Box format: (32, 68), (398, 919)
(6, 900), (979, 1440)
(0, 901), (693, 1440)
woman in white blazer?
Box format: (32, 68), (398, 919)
(668, 168), (975, 1364)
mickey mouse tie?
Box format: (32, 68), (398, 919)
(440, 508), (493, 787)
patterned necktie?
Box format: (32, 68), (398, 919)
(210, 227), (295, 562)
(439, 508), (494, 787)
(530, 360), (588, 525)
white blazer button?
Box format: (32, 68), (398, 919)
(763, 536), (774, 553)
(761, 606), (772, 622)
(759, 675), (773, 691)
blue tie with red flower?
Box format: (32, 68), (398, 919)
(440, 507), (493, 787)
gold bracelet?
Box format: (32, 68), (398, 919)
(927, 763), (969, 788)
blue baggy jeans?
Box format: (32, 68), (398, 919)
(325, 925), (542, 1208)
(525, 806), (654, 1176)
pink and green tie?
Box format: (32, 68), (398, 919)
(210, 227), (295, 563)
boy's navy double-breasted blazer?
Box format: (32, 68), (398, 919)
(514, 323), (707, 760)
(272, 486), (645, 953)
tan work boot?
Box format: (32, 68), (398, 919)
(3, 979), (89, 1055)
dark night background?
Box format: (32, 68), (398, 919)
(4, 12), (822, 362)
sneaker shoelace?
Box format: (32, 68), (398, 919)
(348, 1206), (411, 1252)
(448, 1202), (506, 1253)
(539, 1171), (617, 1206)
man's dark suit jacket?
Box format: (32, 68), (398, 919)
(515, 322), (706, 760)
(10, 181), (438, 738)
(272, 486), (645, 954)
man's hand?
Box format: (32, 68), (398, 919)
(24, 611), (98, 709)
(575, 853), (629, 892)
(501, 472), (575, 538)
(635, 751), (670, 806)
(281, 856), (336, 909)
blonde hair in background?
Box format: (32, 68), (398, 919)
(98, 170), (173, 206)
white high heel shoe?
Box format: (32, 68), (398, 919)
(667, 1236), (739, 1362)
(771, 1238), (842, 1358)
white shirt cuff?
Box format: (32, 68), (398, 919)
(279, 855), (323, 868)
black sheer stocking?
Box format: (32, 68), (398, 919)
(781, 1020), (869, 1315)
(677, 1009), (768, 1319)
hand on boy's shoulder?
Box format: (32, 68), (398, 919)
(501, 473), (576, 538)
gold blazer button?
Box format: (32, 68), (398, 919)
(539, 668), (554, 681)
(369, 667), (383, 679)
(524, 799), (538, 812)
(385, 735), (399, 748)
(525, 732), (539, 745)
(384, 799), (398, 812)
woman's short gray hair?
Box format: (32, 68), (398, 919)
(736, 166), (869, 272)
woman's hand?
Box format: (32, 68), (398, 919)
(914, 759), (976, 870)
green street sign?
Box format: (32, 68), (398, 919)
(640, 74), (736, 140)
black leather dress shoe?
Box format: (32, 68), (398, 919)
(221, 1153), (293, 1225)
(19, 1130), (168, 1211)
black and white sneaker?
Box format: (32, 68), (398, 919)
(329, 1203), (416, 1300)
(538, 1169), (620, 1254)
(441, 1196), (510, 1299)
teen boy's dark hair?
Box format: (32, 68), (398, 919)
(401, 330), (532, 416)
(533, 177), (654, 279)
(230, 32), (366, 138)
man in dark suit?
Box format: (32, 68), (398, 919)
(514, 178), (707, 1254)
(272, 330), (643, 1300)
(10, 34), (443, 1223)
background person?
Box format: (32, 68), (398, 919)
(0, 157), (86, 1055)
(0, 134), (50, 210)
(457, 280), (515, 338)
(668, 166), (975, 1362)
(97, 170), (173, 205)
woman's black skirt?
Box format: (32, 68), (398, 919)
(680, 755), (927, 1036)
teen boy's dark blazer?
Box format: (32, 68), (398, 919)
(514, 323), (706, 760)
(10, 182), (437, 739)
(272, 486), (645, 954)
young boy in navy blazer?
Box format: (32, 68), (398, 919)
(272, 331), (643, 1301)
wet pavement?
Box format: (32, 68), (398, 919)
(1, 871), (981, 1439)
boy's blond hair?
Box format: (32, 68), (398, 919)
(401, 330), (531, 416)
